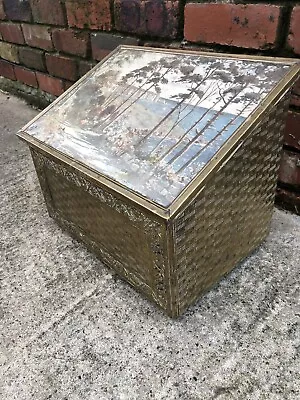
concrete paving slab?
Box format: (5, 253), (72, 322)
(0, 91), (299, 399)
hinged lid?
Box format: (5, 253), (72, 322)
(18, 46), (300, 217)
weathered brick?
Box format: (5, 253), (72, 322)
(284, 111), (300, 152)
(184, 3), (281, 50)
(19, 47), (45, 71)
(0, 22), (24, 44)
(3, 0), (31, 22)
(115, 0), (179, 39)
(78, 59), (96, 77)
(36, 72), (64, 96)
(0, 59), (16, 80)
(14, 64), (38, 87)
(22, 24), (53, 50)
(66, 0), (111, 31)
(115, 0), (140, 33)
(287, 6), (300, 56)
(91, 32), (139, 61)
(276, 187), (300, 216)
(46, 53), (78, 81)
(146, 0), (178, 38)
(0, 42), (19, 63)
(30, 0), (65, 26)
(0, 0), (5, 20)
(52, 29), (89, 57)
(278, 149), (300, 188)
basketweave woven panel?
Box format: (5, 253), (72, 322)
(18, 46), (299, 317)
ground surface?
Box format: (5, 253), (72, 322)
(0, 91), (299, 400)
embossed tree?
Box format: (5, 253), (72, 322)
(98, 56), (180, 133)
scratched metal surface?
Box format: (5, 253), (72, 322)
(22, 48), (292, 207)
(2, 93), (300, 399)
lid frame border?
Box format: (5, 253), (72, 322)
(17, 45), (300, 220)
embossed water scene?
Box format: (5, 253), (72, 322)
(24, 47), (290, 207)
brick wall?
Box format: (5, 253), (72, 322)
(0, 0), (299, 213)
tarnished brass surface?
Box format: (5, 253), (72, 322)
(30, 148), (172, 313)
(18, 46), (300, 218)
(27, 90), (290, 317)
(172, 92), (290, 316)
(17, 48), (299, 317)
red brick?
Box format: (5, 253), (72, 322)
(284, 111), (300, 152)
(3, 0), (31, 22)
(276, 187), (300, 215)
(19, 47), (45, 71)
(36, 72), (64, 96)
(91, 32), (139, 61)
(66, 0), (111, 31)
(0, 0), (5, 20)
(22, 24), (53, 50)
(184, 3), (281, 50)
(46, 53), (78, 81)
(115, 0), (179, 39)
(14, 64), (38, 87)
(78, 60), (96, 77)
(0, 42), (19, 63)
(278, 149), (300, 188)
(287, 6), (300, 56)
(30, 0), (66, 26)
(52, 29), (89, 57)
(0, 22), (24, 44)
(0, 59), (16, 80)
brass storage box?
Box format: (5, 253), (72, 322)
(18, 46), (300, 317)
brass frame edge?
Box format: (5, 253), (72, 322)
(18, 46), (123, 133)
(121, 44), (300, 64)
(16, 45), (300, 221)
(20, 135), (169, 220)
(165, 220), (179, 318)
(169, 63), (300, 217)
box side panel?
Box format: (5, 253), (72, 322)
(30, 148), (171, 314)
(173, 91), (291, 316)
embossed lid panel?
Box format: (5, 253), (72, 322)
(21, 47), (295, 207)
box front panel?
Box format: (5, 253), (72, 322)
(30, 149), (171, 313)
(173, 91), (291, 316)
